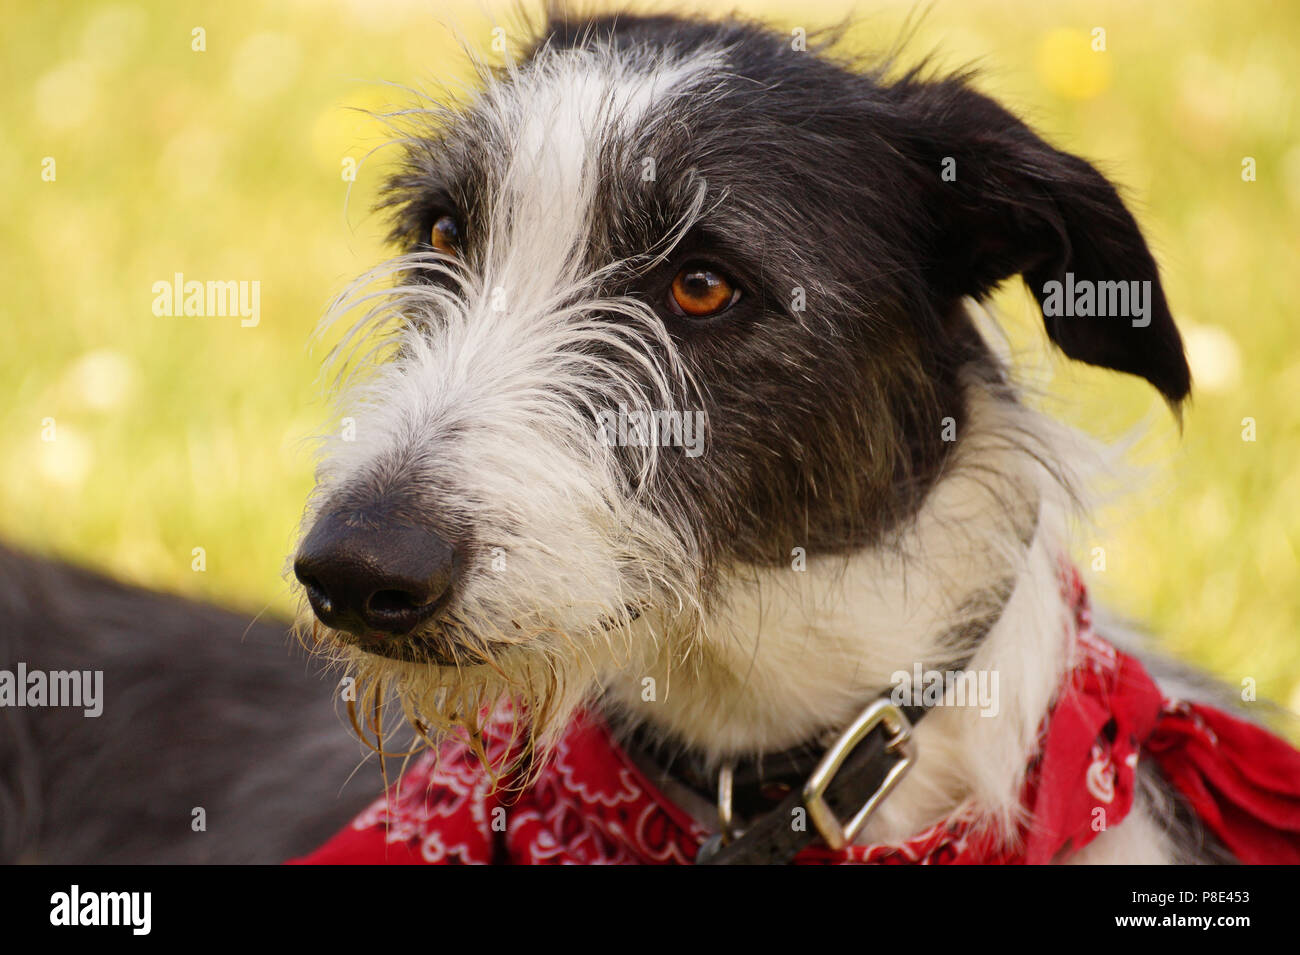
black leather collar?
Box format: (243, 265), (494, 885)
(625, 730), (811, 822)
(611, 578), (1017, 865)
(621, 696), (927, 865)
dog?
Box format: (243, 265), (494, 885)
(285, 10), (1300, 865)
(6, 9), (1298, 866)
(0, 544), (382, 863)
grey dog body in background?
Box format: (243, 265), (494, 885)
(0, 546), (372, 864)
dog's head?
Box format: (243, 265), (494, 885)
(293, 13), (1189, 747)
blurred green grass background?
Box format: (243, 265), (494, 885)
(2, 1), (1298, 709)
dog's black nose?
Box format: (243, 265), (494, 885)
(294, 512), (458, 637)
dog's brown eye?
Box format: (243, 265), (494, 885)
(669, 265), (737, 317)
(430, 215), (461, 256)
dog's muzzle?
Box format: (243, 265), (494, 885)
(294, 509), (460, 645)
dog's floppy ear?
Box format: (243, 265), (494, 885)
(900, 78), (1190, 405)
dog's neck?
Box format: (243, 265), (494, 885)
(602, 383), (1085, 841)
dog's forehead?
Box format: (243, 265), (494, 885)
(491, 45), (724, 178)
(449, 42), (725, 267)
(394, 20), (908, 303)
(441, 26), (896, 285)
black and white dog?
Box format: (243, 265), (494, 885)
(6, 11), (1284, 865)
(289, 10), (1228, 865)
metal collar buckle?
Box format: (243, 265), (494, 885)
(717, 762), (739, 844)
(691, 762), (741, 862)
(802, 699), (916, 850)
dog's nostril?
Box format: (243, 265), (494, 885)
(367, 589), (426, 616)
(298, 574), (319, 591)
(297, 575), (331, 609)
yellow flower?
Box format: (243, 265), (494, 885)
(1036, 28), (1112, 100)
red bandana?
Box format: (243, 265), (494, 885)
(292, 573), (1300, 865)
